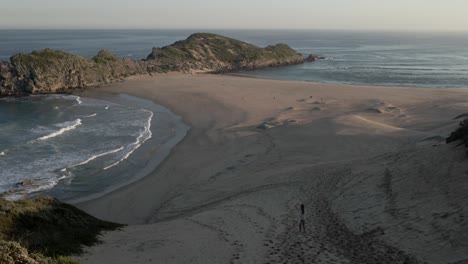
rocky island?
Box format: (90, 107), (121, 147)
(0, 33), (316, 96)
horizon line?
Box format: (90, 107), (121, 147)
(0, 28), (467, 34)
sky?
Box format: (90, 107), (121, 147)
(1, 0), (468, 31)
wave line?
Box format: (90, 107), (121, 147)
(104, 109), (154, 170)
(84, 113), (97, 118)
(75, 96), (83, 105)
(37, 119), (82, 141)
(71, 146), (124, 167)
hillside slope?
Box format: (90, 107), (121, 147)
(146, 33), (306, 73)
(0, 196), (123, 263)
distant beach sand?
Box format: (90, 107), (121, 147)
(77, 74), (468, 263)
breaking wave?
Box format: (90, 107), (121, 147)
(104, 109), (154, 170)
(37, 119), (82, 141)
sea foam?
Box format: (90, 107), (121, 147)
(84, 113), (97, 118)
(75, 96), (83, 105)
(37, 118), (82, 141)
(71, 146), (124, 168)
(104, 109), (154, 170)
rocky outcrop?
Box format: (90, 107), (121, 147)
(0, 33), (319, 96)
(0, 49), (149, 96)
(146, 33), (306, 73)
(447, 119), (468, 147)
(305, 54), (325, 62)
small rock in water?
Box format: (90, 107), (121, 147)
(257, 120), (282, 130)
(17, 178), (42, 187)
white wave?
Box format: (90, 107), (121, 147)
(75, 96), (83, 105)
(105, 105), (109, 110)
(71, 146), (124, 168)
(84, 113), (97, 118)
(0, 152), (5, 156)
(37, 118), (82, 141)
(103, 143), (141, 170)
(3, 175), (69, 201)
(104, 109), (154, 170)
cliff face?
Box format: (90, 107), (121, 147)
(0, 33), (313, 96)
(0, 49), (148, 96)
(146, 33), (305, 73)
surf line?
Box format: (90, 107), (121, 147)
(104, 109), (154, 170)
(70, 146), (125, 168)
(84, 113), (97, 118)
(37, 118), (82, 141)
(75, 96), (83, 105)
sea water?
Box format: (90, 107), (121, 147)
(1, 29), (467, 88)
(0, 94), (188, 201)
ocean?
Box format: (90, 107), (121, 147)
(0, 29), (467, 201)
(0, 93), (188, 202)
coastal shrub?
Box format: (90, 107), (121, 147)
(92, 50), (119, 64)
(265, 44), (300, 59)
(0, 196), (124, 258)
(0, 240), (79, 264)
(11, 49), (83, 73)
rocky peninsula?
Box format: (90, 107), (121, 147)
(0, 33), (316, 96)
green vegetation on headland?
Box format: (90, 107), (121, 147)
(146, 33), (306, 73)
(0, 196), (123, 263)
(0, 33), (319, 96)
(0, 48), (146, 96)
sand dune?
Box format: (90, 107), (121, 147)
(77, 74), (468, 263)
(335, 115), (405, 135)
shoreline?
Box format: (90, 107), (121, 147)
(75, 74), (249, 224)
(78, 73), (468, 263)
(63, 93), (190, 204)
(226, 72), (468, 90)
(0, 93), (189, 203)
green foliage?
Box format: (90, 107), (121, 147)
(265, 44), (300, 59)
(0, 196), (124, 262)
(11, 49), (82, 73)
(147, 32), (303, 71)
(0, 240), (79, 264)
(92, 50), (119, 64)
(160, 46), (193, 60)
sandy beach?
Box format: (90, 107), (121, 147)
(76, 74), (468, 263)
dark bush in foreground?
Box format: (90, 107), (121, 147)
(0, 196), (124, 262)
(0, 240), (78, 264)
(446, 119), (468, 146)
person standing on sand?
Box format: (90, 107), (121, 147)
(299, 204), (306, 232)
